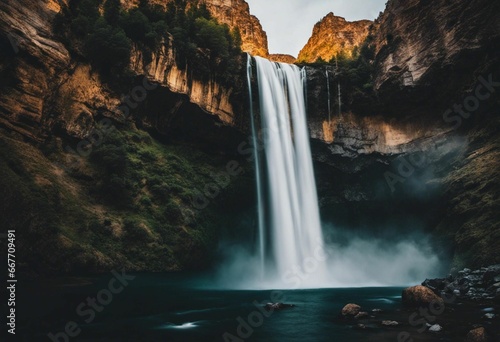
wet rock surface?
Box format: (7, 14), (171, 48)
(340, 303), (361, 318)
(466, 327), (490, 342)
(264, 303), (296, 311)
(339, 267), (500, 341)
(422, 265), (500, 301)
(402, 285), (445, 307)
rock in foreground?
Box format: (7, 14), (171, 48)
(381, 320), (399, 326)
(341, 303), (361, 318)
(429, 324), (443, 332)
(422, 265), (500, 300)
(402, 285), (444, 307)
(466, 327), (489, 342)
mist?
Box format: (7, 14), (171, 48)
(212, 223), (443, 290)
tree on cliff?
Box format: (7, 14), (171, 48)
(84, 18), (131, 74)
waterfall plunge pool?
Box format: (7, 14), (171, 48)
(18, 273), (424, 342)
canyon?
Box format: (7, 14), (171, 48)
(0, 0), (499, 276)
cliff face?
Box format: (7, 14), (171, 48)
(373, 0), (500, 94)
(0, 0), (70, 141)
(198, 0), (269, 57)
(0, 0), (242, 143)
(129, 38), (236, 125)
(124, 0), (269, 57)
(0, 0), (251, 275)
(297, 13), (372, 63)
(306, 0), (500, 268)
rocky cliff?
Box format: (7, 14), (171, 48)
(197, 0), (269, 57)
(305, 0), (500, 268)
(297, 12), (372, 63)
(372, 0), (500, 95)
(124, 0), (269, 57)
(0, 0), (252, 275)
(369, 0), (500, 267)
(0, 0), (246, 143)
(0, 0), (70, 142)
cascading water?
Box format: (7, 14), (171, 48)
(246, 55), (266, 277)
(247, 55), (329, 288)
(217, 56), (442, 290)
(326, 70), (331, 122)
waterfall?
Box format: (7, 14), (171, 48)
(246, 55), (266, 277)
(338, 80), (342, 116)
(248, 55), (328, 288)
(326, 70), (331, 122)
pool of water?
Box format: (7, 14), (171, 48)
(17, 273), (407, 341)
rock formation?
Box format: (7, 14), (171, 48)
(372, 0), (500, 93)
(422, 265), (500, 301)
(341, 303), (361, 318)
(124, 0), (269, 57)
(0, 0), (70, 141)
(0, 0), (244, 143)
(297, 12), (372, 63)
(268, 54), (296, 64)
(197, 0), (269, 57)
(303, 0), (500, 269)
(402, 285), (444, 307)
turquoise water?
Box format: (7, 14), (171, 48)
(18, 273), (406, 341)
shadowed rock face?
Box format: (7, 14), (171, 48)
(372, 0), (500, 94)
(301, 0), (500, 269)
(297, 12), (372, 63)
(0, 0), (70, 141)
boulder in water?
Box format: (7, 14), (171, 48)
(354, 311), (369, 320)
(402, 285), (444, 307)
(428, 324), (443, 332)
(466, 327), (489, 342)
(264, 303), (295, 311)
(341, 303), (361, 318)
(381, 320), (399, 326)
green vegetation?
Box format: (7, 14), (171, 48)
(332, 39), (376, 92)
(54, 0), (242, 83)
(84, 18), (132, 77)
(0, 124), (249, 274)
(298, 33), (377, 108)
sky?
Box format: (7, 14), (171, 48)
(245, 0), (388, 57)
